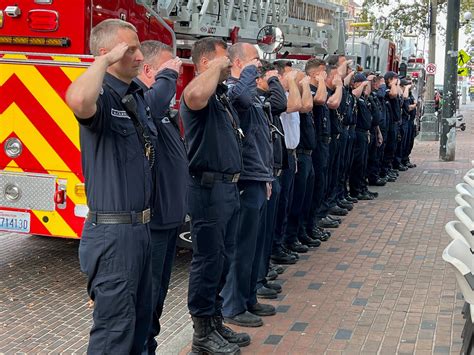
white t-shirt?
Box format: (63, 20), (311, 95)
(280, 93), (300, 149)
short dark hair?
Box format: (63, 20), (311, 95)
(326, 54), (345, 66)
(326, 64), (338, 75)
(273, 60), (291, 75)
(191, 37), (227, 66)
(258, 60), (275, 77)
(305, 58), (326, 74)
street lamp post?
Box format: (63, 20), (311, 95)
(419, 0), (438, 141)
(439, 0), (460, 161)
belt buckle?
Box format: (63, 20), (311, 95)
(328, 137), (332, 143)
(336, 134), (340, 140)
(142, 208), (151, 224)
(232, 173), (240, 183)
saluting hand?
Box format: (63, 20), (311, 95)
(299, 75), (311, 86)
(158, 57), (183, 74)
(264, 70), (279, 82)
(317, 71), (327, 82)
(286, 69), (298, 82)
(209, 56), (232, 71)
(333, 75), (343, 87)
(244, 58), (262, 69)
(104, 42), (129, 66)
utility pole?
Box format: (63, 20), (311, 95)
(419, 0), (438, 141)
(439, 0), (460, 161)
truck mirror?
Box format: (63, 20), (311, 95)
(256, 25), (284, 54)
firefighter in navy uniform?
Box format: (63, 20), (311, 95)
(180, 38), (249, 354)
(134, 41), (189, 354)
(349, 73), (374, 200)
(66, 19), (155, 354)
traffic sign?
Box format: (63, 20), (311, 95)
(426, 63), (437, 75)
(458, 49), (471, 67)
(458, 67), (469, 76)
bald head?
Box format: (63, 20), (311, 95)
(229, 42), (260, 78)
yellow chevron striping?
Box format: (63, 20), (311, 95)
(1, 104), (83, 206)
(2, 54), (27, 59)
(51, 56), (82, 63)
(2, 165), (77, 237)
(61, 66), (88, 83)
(0, 64), (80, 149)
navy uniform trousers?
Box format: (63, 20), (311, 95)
(79, 221), (152, 355)
(349, 131), (370, 196)
(222, 180), (267, 317)
(307, 139), (330, 230)
(143, 226), (179, 354)
(272, 153), (296, 254)
(188, 177), (240, 317)
(257, 178), (282, 289)
(286, 153), (315, 243)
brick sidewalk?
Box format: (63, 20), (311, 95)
(177, 103), (474, 354)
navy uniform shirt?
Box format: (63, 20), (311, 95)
(344, 88), (357, 126)
(257, 76), (287, 170)
(310, 84), (331, 137)
(401, 97), (411, 122)
(374, 89), (388, 132)
(135, 70), (189, 230)
(297, 111), (316, 150)
(77, 73), (155, 212)
(408, 93), (416, 120)
(180, 83), (242, 175)
(327, 88), (343, 136)
(368, 93), (381, 129)
(227, 66), (273, 181)
(355, 96), (373, 131)
(386, 90), (402, 123)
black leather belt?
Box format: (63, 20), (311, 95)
(274, 168), (282, 177)
(192, 171), (240, 184)
(287, 148), (296, 155)
(87, 208), (151, 224)
(356, 128), (370, 134)
(296, 149), (313, 156)
(318, 136), (331, 144)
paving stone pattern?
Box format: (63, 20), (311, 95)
(1, 103), (473, 354)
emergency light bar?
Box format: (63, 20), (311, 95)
(0, 35), (70, 47)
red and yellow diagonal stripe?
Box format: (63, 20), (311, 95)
(0, 54), (90, 238)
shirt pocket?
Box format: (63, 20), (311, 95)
(110, 118), (141, 161)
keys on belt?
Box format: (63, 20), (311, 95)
(87, 208), (151, 224)
(296, 149), (313, 156)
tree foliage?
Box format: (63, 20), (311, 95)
(361, 0), (471, 40)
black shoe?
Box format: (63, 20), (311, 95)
(386, 175), (396, 182)
(299, 234), (321, 247)
(390, 169), (400, 176)
(311, 227), (330, 242)
(248, 302), (276, 317)
(327, 215), (342, 223)
(366, 190), (379, 198)
(406, 162), (416, 168)
(192, 316), (241, 354)
(318, 217), (340, 228)
(270, 263), (285, 274)
(285, 241), (309, 253)
(355, 193), (374, 200)
(329, 206), (349, 216)
(368, 178), (386, 186)
(224, 311), (263, 328)
(213, 315), (251, 348)
(265, 281), (282, 293)
(270, 250), (297, 265)
(256, 286), (278, 299)
(266, 269), (278, 281)
(345, 195), (358, 203)
(338, 201), (353, 211)
(282, 246), (300, 260)
(397, 165), (408, 171)
(316, 226), (331, 237)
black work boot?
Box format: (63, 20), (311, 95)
(191, 316), (241, 354)
(213, 314), (251, 347)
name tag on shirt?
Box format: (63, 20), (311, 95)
(111, 108), (130, 119)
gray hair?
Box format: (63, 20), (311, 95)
(89, 19), (137, 56)
(140, 40), (172, 65)
(228, 42), (249, 63)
